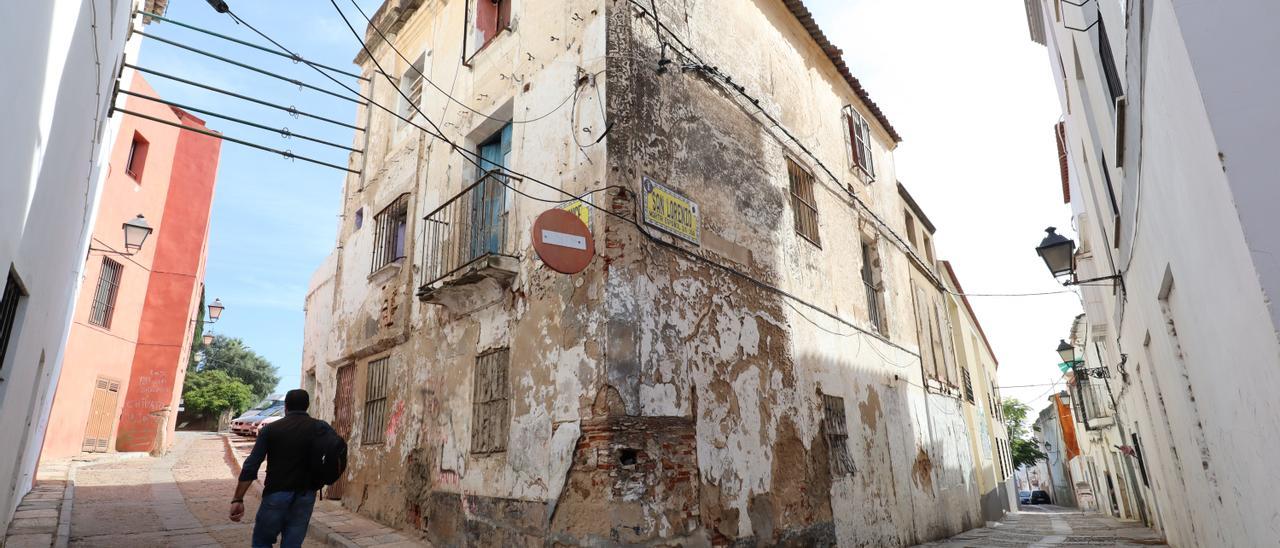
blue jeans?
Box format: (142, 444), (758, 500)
(252, 490), (316, 548)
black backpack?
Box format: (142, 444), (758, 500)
(310, 420), (348, 489)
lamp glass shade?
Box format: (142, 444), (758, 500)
(1057, 339), (1077, 364)
(202, 333), (215, 346)
(207, 298), (225, 322)
(123, 214), (153, 251)
(1035, 227), (1076, 278)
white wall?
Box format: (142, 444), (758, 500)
(0, 0), (142, 531)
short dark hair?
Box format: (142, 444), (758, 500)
(285, 389), (310, 412)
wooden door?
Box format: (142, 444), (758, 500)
(82, 377), (120, 453)
(327, 364), (355, 500)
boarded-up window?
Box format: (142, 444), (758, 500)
(822, 394), (854, 476)
(89, 258), (124, 328)
(471, 348), (510, 454)
(371, 194), (409, 272)
(787, 158), (820, 246)
(362, 357), (390, 445)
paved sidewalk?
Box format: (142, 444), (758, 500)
(916, 504), (1167, 547)
(224, 433), (428, 547)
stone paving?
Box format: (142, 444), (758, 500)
(916, 505), (1167, 547)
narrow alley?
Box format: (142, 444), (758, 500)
(917, 506), (1166, 547)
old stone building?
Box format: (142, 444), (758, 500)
(303, 0), (1012, 544)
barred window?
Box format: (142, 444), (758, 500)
(89, 258), (123, 328)
(471, 348), (510, 454)
(787, 158), (820, 246)
(362, 357), (390, 445)
(0, 271), (27, 372)
(961, 367), (975, 403)
(861, 241), (887, 335)
(371, 194), (409, 272)
(822, 394), (854, 476)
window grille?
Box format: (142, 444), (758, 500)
(1097, 16), (1123, 102)
(787, 158), (821, 246)
(961, 368), (975, 403)
(371, 194), (410, 273)
(398, 54), (426, 120)
(89, 258), (124, 328)
(362, 357), (390, 445)
(0, 271), (26, 372)
(861, 242), (887, 335)
(822, 394), (855, 476)
(471, 348), (510, 454)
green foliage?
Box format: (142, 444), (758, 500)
(1002, 398), (1047, 469)
(182, 370), (254, 415)
(198, 335), (280, 401)
(189, 292), (205, 372)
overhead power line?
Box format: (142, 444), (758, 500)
(112, 107), (359, 174)
(118, 89), (362, 153)
(140, 10), (368, 81)
(126, 63), (365, 132)
(136, 30), (367, 106)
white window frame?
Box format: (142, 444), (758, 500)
(844, 105), (876, 183)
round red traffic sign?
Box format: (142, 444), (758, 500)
(531, 209), (595, 274)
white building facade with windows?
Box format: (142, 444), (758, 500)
(1026, 0), (1280, 544)
(0, 0), (163, 532)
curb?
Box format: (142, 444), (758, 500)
(54, 464), (76, 548)
(219, 434), (359, 548)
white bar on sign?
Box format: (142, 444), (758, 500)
(542, 230), (587, 250)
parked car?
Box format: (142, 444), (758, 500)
(1018, 491), (1032, 504)
(1029, 490), (1052, 504)
(231, 414), (270, 436)
(251, 407), (285, 436)
(235, 395), (285, 421)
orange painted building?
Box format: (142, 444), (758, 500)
(39, 73), (221, 459)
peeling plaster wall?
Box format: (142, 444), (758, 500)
(307, 0), (998, 545)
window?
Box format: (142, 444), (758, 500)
(371, 194), (409, 272)
(397, 54), (426, 120)
(1097, 15), (1123, 103)
(88, 258), (124, 328)
(0, 270), (27, 373)
(473, 0), (511, 52)
(822, 394), (855, 476)
(844, 106), (875, 181)
(861, 241), (887, 335)
(471, 348), (510, 454)
(961, 367), (974, 403)
(362, 357), (390, 445)
(904, 212), (918, 248)
(787, 158), (820, 246)
(353, 208), (363, 230)
(922, 233), (935, 266)
(125, 132), (149, 180)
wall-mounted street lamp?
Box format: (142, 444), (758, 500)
(89, 214), (154, 256)
(1058, 339), (1108, 379)
(202, 332), (215, 346)
(206, 298), (225, 323)
(1034, 227), (1123, 286)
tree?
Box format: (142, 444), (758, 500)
(198, 335), (280, 401)
(182, 370), (255, 415)
(1003, 398), (1047, 469)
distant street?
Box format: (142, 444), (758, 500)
(916, 505), (1166, 547)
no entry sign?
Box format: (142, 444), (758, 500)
(532, 208), (595, 274)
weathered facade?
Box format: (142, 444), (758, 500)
(304, 0), (1012, 544)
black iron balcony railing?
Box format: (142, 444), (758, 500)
(417, 171), (520, 299)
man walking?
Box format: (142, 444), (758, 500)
(230, 389), (336, 548)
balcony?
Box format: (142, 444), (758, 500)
(416, 171), (520, 305)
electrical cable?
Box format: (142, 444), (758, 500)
(112, 107), (359, 173)
(125, 63), (365, 132)
(117, 89), (362, 153)
(139, 10), (368, 81)
(136, 30), (366, 106)
(344, 0), (582, 125)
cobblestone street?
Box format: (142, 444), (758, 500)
(916, 505), (1167, 547)
(68, 432), (322, 547)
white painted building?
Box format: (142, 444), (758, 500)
(0, 0), (163, 532)
(1026, 0), (1280, 544)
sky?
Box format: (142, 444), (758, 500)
(140, 0), (1079, 409)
